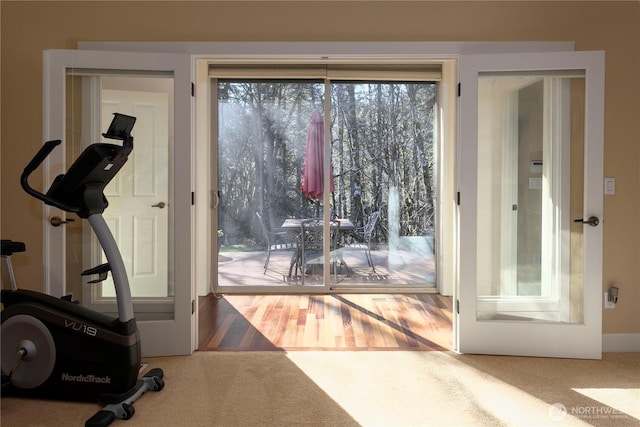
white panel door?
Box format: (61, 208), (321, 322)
(43, 49), (195, 356)
(99, 90), (169, 298)
(458, 51), (604, 359)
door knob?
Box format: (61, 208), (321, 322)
(50, 216), (75, 227)
(574, 216), (599, 227)
(151, 202), (166, 209)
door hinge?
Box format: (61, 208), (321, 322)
(456, 191), (461, 206)
(192, 299), (195, 314)
(456, 299), (460, 314)
(191, 191), (195, 206)
(457, 82), (461, 97)
(191, 82), (195, 97)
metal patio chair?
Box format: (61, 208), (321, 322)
(342, 211), (380, 273)
(256, 212), (297, 274)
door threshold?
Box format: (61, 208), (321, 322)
(330, 286), (438, 294)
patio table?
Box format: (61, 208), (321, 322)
(280, 218), (355, 231)
(281, 218), (355, 281)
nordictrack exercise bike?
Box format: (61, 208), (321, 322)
(1, 113), (164, 427)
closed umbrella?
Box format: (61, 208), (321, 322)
(300, 110), (334, 200)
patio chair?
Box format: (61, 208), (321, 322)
(256, 212), (297, 274)
(289, 218), (341, 284)
(342, 211), (380, 273)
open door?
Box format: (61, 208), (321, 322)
(43, 49), (195, 356)
(457, 51), (604, 359)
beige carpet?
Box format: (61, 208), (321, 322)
(1, 351), (639, 426)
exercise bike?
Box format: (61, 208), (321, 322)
(1, 113), (164, 427)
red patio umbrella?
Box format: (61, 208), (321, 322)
(300, 110), (334, 200)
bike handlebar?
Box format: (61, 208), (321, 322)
(23, 139), (61, 175)
(20, 139), (79, 213)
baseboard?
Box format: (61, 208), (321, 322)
(602, 333), (640, 352)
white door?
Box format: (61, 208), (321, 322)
(43, 49), (195, 356)
(96, 89), (170, 298)
(457, 51), (604, 359)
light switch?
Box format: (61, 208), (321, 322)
(604, 177), (615, 195)
(529, 177), (542, 190)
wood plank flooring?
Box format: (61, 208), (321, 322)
(198, 293), (453, 351)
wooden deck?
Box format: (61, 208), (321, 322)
(217, 247), (436, 288)
(198, 293), (453, 351)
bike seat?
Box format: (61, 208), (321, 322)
(1, 240), (26, 256)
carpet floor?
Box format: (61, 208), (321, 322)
(1, 351), (639, 426)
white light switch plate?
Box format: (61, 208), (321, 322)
(604, 177), (615, 195)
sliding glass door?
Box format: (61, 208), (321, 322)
(330, 81), (437, 290)
(213, 67), (439, 293)
(216, 79), (327, 288)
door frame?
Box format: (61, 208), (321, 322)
(210, 73), (444, 295)
(43, 49), (196, 356)
(62, 41), (579, 356)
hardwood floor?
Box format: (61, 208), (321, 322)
(198, 293), (453, 351)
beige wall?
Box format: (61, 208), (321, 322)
(1, 1), (638, 335)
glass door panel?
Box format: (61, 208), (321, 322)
(63, 73), (175, 318)
(475, 73), (584, 322)
(330, 81), (437, 289)
(216, 80), (327, 288)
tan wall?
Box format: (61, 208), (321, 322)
(1, 1), (638, 334)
